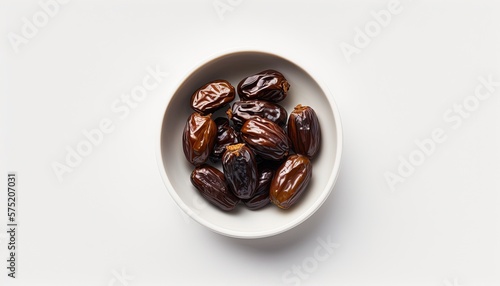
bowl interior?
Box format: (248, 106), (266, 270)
(159, 51), (341, 238)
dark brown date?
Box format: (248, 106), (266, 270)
(190, 80), (235, 114)
(182, 112), (217, 166)
(243, 168), (273, 210)
(287, 104), (321, 158)
(237, 70), (290, 102)
(241, 117), (290, 161)
(269, 154), (312, 209)
(222, 143), (258, 199)
(227, 100), (287, 129)
(210, 117), (240, 162)
(191, 165), (239, 211)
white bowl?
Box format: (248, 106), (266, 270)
(157, 50), (342, 239)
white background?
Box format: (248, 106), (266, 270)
(1, 0), (499, 285)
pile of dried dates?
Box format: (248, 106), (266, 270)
(182, 69), (321, 211)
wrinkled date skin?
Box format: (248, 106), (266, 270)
(243, 168), (273, 210)
(241, 117), (290, 161)
(210, 117), (240, 162)
(237, 70), (290, 102)
(227, 100), (288, 129)
(190, 80), (235, 114)
(287, 104), (321, 158)
(191, 165), (239, 211)
(222, 143), (258, 199)
(182, 112), (217, 166)
(270, 154), (312, 210)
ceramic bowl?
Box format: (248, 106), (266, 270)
(157, 50), (342, 239)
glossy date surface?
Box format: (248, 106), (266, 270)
(227, 100), (287, 129)
(241, 117), (290, 161)
(191, 165), (239, 211)
(222, 143), (258, 199)
(287, 104), (321, 158)
(182, 112), (217, 166)
(237, 70), (290, 102)
(191, 80), (235, 114)
(210, 117), (240, 162)
(269, 154), (312, 210)
(243, 168), (273, 210)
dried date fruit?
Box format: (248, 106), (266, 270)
(227, 100), (287, 129)
(287, 104), (321, 158)
(191, 165), (239, 211)
(269, 154), (312, 209)
(222, 143), (258, 199)
(243, 168), (273, 210)
(241, 117), (290, 161)
(237, 70), (290, 102)
(190, 80), (235, 114)
(210, 117), (240, 162)
(182, 112), (217, 166)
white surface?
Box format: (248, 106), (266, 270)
(1, 0), (499, 285)
(159, 50), (342, 238)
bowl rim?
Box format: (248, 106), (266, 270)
(156, 48), (343, 239)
